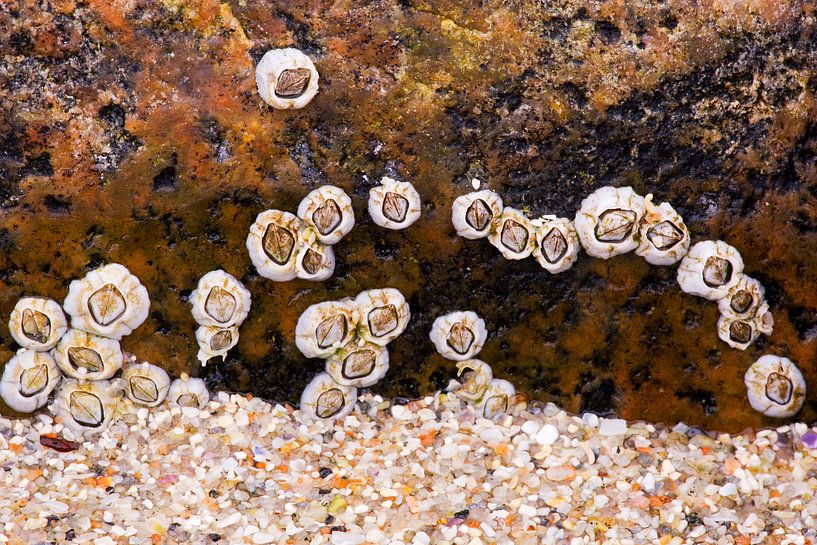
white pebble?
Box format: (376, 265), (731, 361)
(599, 418), (627, 436)
(535, 424), (559, 446)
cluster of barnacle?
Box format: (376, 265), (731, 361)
(189, 270), (251, 365)
(296, 288), (410, 420)
(0, 264), (212, 436)
(430, 311), (517, 419)
(453, 185), (774, 351)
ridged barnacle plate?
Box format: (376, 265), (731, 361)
(295, 298), (359, 359)
(488, 207), (536, 260)
(717, 305), (774, 350)
(531, 215), (581, 274)
(635, 195), (691, 266)
(190, 270), (252, 328)
(478, 378), (516, 419)
(325, 341), (389, 388)
(429, 311), (487, 361)
(354, 288), (411, 346)
(294, 229), (336, 281)
(8, 297), (69, 351)
(300, 372), (357, 420)
(53, 329), (123, 381)
(717, 275), (767, 321)
(63, 263), (150, 340)
(744, 355), (806, 418)
(677, 240), (744, 301)
(247, 209), (307, 281)
(255, 48), (320, 110)
(121, 355), (170, 407)
(195, 325), (240, 365)
(52, 378), (121, 436)
(297, 185), (355, 245)
(368, 176), (422, 230)
(449, 359), (493, 402)
(574, 186), (646, 259)
(0, 349), (62, 413)
(451, 190), (504, 240)
(167, 373), (210, 408)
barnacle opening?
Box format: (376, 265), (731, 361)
(465, 199), (492, 231)
(129, 376), (159, 404)
(205, 287), (237, 324)
(729, 321), (753, 344)
(647, 221), (684, 250)
(541, 227), (568, 263)
(595, 209), (637, 242)
(316, 388), (345, 418)
(730, 290), (754, 314)
(210, 330), (233, 351)
(316, 314), (347, 349)
(500, 219), (529, 253)
(87, 284), (127, 326)
(69, 391), (105, 427)
(341, 349), (377, 380)
(67, 347), (103, 373)
(275, 68), (311, 98)
(382, 192), (409, 223)
(368, 305), (399, 338)
(302, 248), (325, 275)
(766, 372), (793, 405)
(703, 256), (733, 288)
(483, 394), (508, 418)
(263, 224), (296, 265)
(175, 393), (200, 407)
(312, 200), (342, 235)
(447, 323), (475, 355)
(19, 365), (49, 397)
(21, 308), (51, 343)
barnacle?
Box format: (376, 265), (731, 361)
(247, 209), (306, 281)
(300, 372), (357, 420)
(167, 373), (210, 408)
(488, 207), (536, 260)
(478, 379), (516, 419)
(297, 185), (355, 245)
(295, 229), (336, 281)
(368, 176), (422, 230)
(717, 275), (768, 320)
(52, 378), (121, 435)
(195, 325), (240, 365)
(429, 311), (487, 361)
(531, 215), (581, 273)
(255, 48), (320, 110)
(295, 299), (359, 359)
(325, 340), (389, 387)
(744, 355), (805, 418)
(717, 307), (773, 350)
(354, 288), (411, 346)
(62, 263), (150, 340)
(121, 355), (170, 407)
(451, 190), (503, 240)
(53, 329), (123, 381)
(635, 195), (690, 266)
(0, 349), (62, 413)
(190, 270), (252, 328)
(449, 359), (493, 402)
(574, 186), (646, 259)
(8, 296), (68, 351)
(677, 241), (744, 301)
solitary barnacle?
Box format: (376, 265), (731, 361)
(51, 378), (120, 435)
(53, 329), (123, 381)
(195, 326), (240, 365)
(531, 216), (581, 274)
(368, 176), (422, 230)
(478, 379), (516, 419)
(121, 355), (170, 407)
(295, 230), (336, 281)
(354, 288), (411, 346)
(429, 311), (488, 361)
(8, 297), (68, 351)
(451, 190), (504, 240)
(255, 48), (319, 110)
(677, 240), (745, 301)
(574, 186), (646, 259)
(325, 341), (389, 387)
(635, 195), (691, 266)
(190, 270), (252, 328)
(744, 355), (805, 418)
(300, 372), (357, 420)
(717, 275), (768, 320)
(448, 359), (493, 402)
(295, 299), (359, 359)
(297, 185), (355, 245)
(62, 263), (150, 340)
(0, 349), (62, 413)
(717, 306), (774, 350)
(167, 373), (210, 409)
(247, 209), (306, 281)
(487, 207), (536, 260)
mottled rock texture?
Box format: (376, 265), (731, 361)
(1, 0), (815, 431)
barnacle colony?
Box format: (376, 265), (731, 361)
(368, 176), (422, 230)
(744, 355), (806, 418)
(190, 270), (251, 365)
(255, 48), (319, 110)
(8, 297), (68, 351)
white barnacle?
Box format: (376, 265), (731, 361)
(51, 378), (120, 435)
(451, 190), (503, 240)
(295, 229), (336, 281)
(53, 329), (123, 381)
(195, 325), (240, 366)
(478, 379), (516, 419)
(635, 195), (690, 266)
(354, 288), (411, 346)
(574, 186), (646, 258)
(429, 311), (487, 361)
(448, 359), (493, 402)
(744, 354), (805, 418)
(531, 215), (581, 273)
(246, 209), (306, 281)
(62, 263), (150, 340)
(295, 299), (359, 359)
(297, 185), (355, 245)
(0, 349), (62, 413)
(717, 275), (768, 321)
(8, 296), (68, 351)
(487, 207), (536, 260)
(167, 373), (210, 408)
(325, 341), (389, 387)
(190, 270), (252, 328)
(121, 355), (170, 407)
(368, 176), (422, 230)
(717, 306), (773, 350)
(255, 48), (319, 110)
(677, 240), (744, 301)
(300, 372), (357, 420)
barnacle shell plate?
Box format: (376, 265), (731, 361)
(488, 207), (536, 260)
(531, 215), (581, 274)
(325, 341), (389, 387)
(190, 270), (252, 328)
(247, 209), (306, 281)
(717, 305), (773, 350)
(635, 196), (690, 266)
(451, 190), (503, 240)
(354, 288), (411, 346)
(122, 357), (170, 407)
(195, 325), (240, 365)
(300, 372), (357, 420)
(744, 355), (805, 418)
(368, 177), (422, 230)
(53, 329), (123, 381)
(677, 240), (744, 301)
(52, 378), (121, 436)
(294, 230), (336, 281)
(8, 296), (68, 351)
(717, 275), (767, 320)
(0, 349), (62, 413)
(574, 186), (646, 259)
(255, 48), (320, 110)
(297, 185), (355, 245)
(295, 299), (359, 359)
(429, 311), (487, 361)
(167, 374), (210, 409)
(478, 379), (516, 419)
